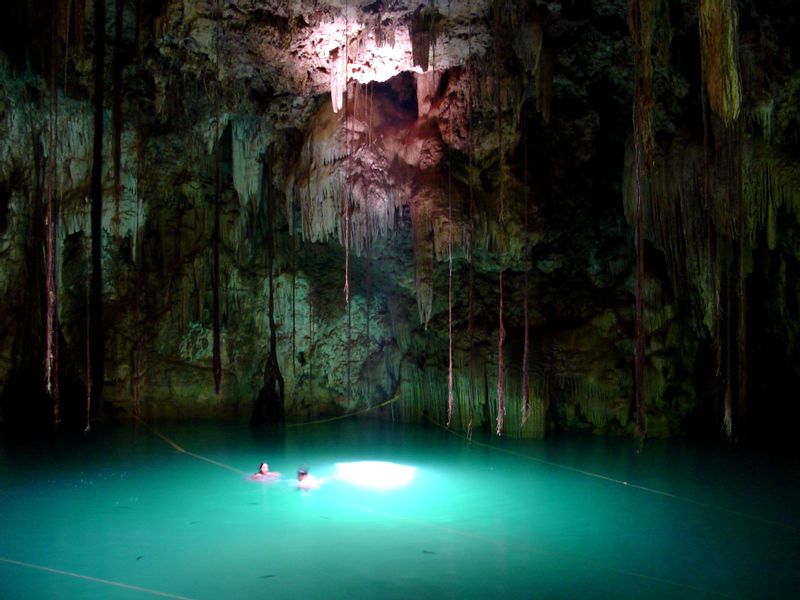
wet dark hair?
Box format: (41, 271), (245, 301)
(297, 467), (308, 477)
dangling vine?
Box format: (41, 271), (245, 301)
(132, 0), (144, 419)
(211, 0), (222, 395)
(343, 0), (351, 307)
(736, 137), (746, 432)
(343, 0), (353, 404)
(88, 0), (107, 432)
(291, 243), (297, 378)
(494, 0), (506, 436)
(465, 0), (476, 433)
(627, 0), (656, 442)
(45, 0), (60, 427)
(521, 103), (530, 425)
(112, 0), (123, 237)
(250, 146), (286, 426)
(446, 0), (454, 429)
(366, 82), (373, 368)
(365, 239), (372, 401)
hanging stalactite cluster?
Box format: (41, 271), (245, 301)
(2, 0), (797, 442)
(622, 0), (757, 440)
(700, 0), (746, 440)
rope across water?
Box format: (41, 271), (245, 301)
(137, 409), (796, 532)
(134, 414), (749, 599)
(0, 557), (197, 600)
(419, 412), (797, 532)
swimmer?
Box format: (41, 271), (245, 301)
(296, 467), (323, 491)
(249, 462), (280, 480)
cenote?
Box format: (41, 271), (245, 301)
(3, 0), (800, 598)
(1, 420), (798, 599)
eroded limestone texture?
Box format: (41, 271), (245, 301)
(1, 0), (799, 442)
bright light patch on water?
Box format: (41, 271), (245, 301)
(334, 461), (416, 490)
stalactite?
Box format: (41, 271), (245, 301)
(409, 5), (438, 72)
(399, 350), (547, 438)
(88, 0), (106, 432)
(621, 133), (793, 337)
(537, 48), (553, 125)
(290, 97), (398, 256)
(330, 47), (343, 113)
(558, 374), (617, 429)
(231, 119), (266, 202)
(514, 9), (543, 80)
(699, 0), (744, 440)
(410, 199), (434, 328)
(623, 69), (755, 441)
(231, 116), (270, 245)
(699, 0), (742, 126)
(112, 0), (123, 237)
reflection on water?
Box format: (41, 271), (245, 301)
(1, 419), (799, 599)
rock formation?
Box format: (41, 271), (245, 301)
(1, 0), (799, 442)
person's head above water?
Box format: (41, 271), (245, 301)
(251, 462), (279, 479)
(296, 467), (321, 490)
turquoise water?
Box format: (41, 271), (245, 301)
(1, 420), (798, 599)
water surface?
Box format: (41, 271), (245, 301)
(1, 420), (798, 599)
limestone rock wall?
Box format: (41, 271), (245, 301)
(1, 0), (799, 441)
